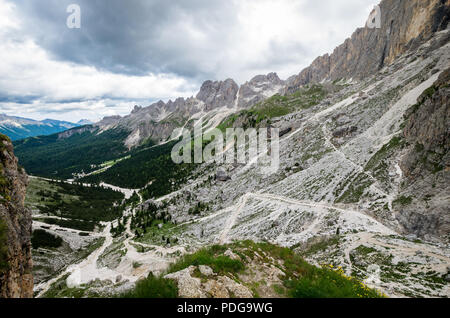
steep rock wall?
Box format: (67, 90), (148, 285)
(284, 0), (450, 94)
(0, 134), (33, 298)
(397, 68), (450, 240)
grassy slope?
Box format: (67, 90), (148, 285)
(218, 84), (329, 131)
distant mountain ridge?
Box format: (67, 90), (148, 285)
(0, 114), (80, 140)
(90, 72), (286, 148)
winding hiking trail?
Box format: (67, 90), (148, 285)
(35, 222), (114, 297)
(32, 177), (154, 297)
(219, 194), (250, 244)
(35, 205), (182, 297)
(37, 174), (386, 296)
(216, 191), (397, 244)
(321, 123), (399, 209)
(29, 175), (139, 200)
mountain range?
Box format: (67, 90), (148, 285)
(0, 114), (93, 141)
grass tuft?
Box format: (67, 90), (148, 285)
(121, 273), (178, 298)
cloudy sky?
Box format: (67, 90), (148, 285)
(0, 0), (377, 122)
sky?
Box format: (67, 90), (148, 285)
(0, 0), (377, 123)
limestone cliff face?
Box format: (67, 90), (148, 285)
(0, 134), (33, 298)
(395, 68), (450, 240)
(284, 0), (450, 94)
(402, 68), (450, 164)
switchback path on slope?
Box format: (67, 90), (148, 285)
(321, 123), (400, 209)
(218, 194), (250, 244)
(35, 206), (183, 297)
(216, 192), (396, 244)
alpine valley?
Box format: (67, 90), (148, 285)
(1, 0), (449, 299)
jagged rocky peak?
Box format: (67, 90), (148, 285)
(141, 100), (168, 119)
(92, 0), (448, 149)
(284, 0), (450, 94)
(165, 97), (187, 113)
(0, 134), (33, 298)
(131, 105), (143, 114)
(196, 78), (239, 110)
(57, 125), (96, 140)
(154, 100), (166, 109)
(238, 72), (285, 108)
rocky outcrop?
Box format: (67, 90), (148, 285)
(332, 126), (358, 139)
(0, 134), (33, 298)
(164, 265), (253, 298)
(196, 79), (239, 110)
(216, 168), (231, 182)
(159, 243), (296, 299)
(238, 73), (285, 108)
(96, 115), (122, 127)
(279, 127), (293, 138)
(97, 78), (255, 148)
(113, 74), (286, 147)
(284, 0), (450, 94)
(120, 97), (204, 147)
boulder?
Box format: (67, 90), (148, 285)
(216, 169), (231, 182)
(164, 266), (206, 298)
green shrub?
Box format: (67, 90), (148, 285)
(422, 86), (436, 99)
(121, 273), (178, 298)
(168, 246), (244, 275)
(393, 196), (413, 206)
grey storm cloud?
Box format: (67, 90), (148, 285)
(1, 0), (377, 122)
(11, 0), (376, 81)
(13, 0), (243, 78)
